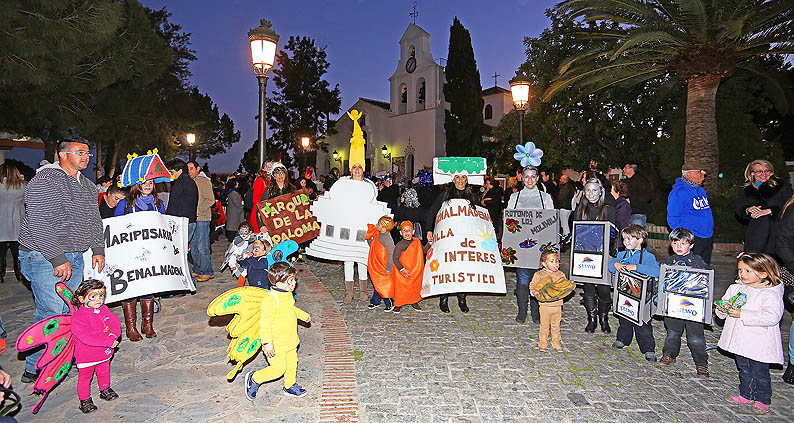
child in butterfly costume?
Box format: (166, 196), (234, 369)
(16, 280), (121, 414)
(207, 261), (311, 400)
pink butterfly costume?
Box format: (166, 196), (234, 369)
(15, 282), (120, 413)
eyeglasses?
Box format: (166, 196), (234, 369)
(63, 151), (93, 157)
(752, 170), (772, 175)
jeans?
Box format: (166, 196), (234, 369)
(693, 236), (713, 266)
(20, 250), (84, 373)
(629, 214), (647, 229)
(616, 316), (655, 354)
(190, 221), (213, 276)
(516, 268), (540, 321)
(662, 317), (707, 366)
(736, 355), (772, 405)
(790, 321), (794, 364)
(0, 314), (6, 339)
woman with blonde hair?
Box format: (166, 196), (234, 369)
(736, 159), (793, 254)
(0, 162), (26, 283)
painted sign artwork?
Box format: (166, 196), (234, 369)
(501, 209), (559, 268)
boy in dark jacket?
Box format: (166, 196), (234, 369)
(240, 240), (272, 288)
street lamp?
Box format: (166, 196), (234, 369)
(510, 77), (531, 145)
(300, 136), (310, 170)
(332, 150), (342, 165)
(381, 145), (392, 171)
(186, 133), (196, 160)
(249, 19), (279, 169)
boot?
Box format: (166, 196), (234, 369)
(530, 295), (540, 324)
(598, 301), (611, 333)
(0, 252), (5, 283)
(344, 282), (354, 304)
(79, 398), (98, 414)
(439, 295), (450, 313)
(122, 301), (142, 341)
(358, 279), (369, 302)
(583, 295), (598, 333)
(457, 294), (469, 313)
(515, 285), (529, 323)
(783, 360), (794, 385)
(13, 254), (22, 281)
(140, 299), (157, 338)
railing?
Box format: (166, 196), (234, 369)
(646, 223), (744, 253)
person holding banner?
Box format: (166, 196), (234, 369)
(507, 166), (554, 324)
(571, 178), (616, 333)
(426, 174), (481, 313)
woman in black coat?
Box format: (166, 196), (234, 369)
(736, 159), (793, 254)
(775, 193), (794, 384)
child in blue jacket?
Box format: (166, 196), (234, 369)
(609, 224), (661, 362)
(240, 240), (272, 288)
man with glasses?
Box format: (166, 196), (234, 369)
(18, 139), (105, 383)
(667, 160), (714, 264)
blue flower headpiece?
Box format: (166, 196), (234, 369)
(514, 142), (543, 167)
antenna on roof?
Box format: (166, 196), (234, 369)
(409, 1), (419, 24)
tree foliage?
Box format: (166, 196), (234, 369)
(443, 17), (485, 157)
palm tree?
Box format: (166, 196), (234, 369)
(544, 0), (794, 193)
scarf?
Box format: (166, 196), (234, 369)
(134, 195), (158, 211)
(681, 175), (701, 188)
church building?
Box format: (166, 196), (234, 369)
(318, 22), (514, 183)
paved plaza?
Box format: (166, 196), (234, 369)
(1, 242), (793, 422)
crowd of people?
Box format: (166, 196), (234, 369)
(1, 139), (793, 418)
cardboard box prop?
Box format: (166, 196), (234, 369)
(569, 221), (617, 286)
(501, 208), (560, 268)
(421, 199), (506, 297)
(305, 177), (392, 263)
(258, 191), (320, 245)
(84, 211), (195, 303)
(613, 270), (657, 324)
(656, 265), (715, 324)
(432, 157), (486, 186)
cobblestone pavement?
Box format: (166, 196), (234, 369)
(1, 241), (323, 422)
(310, 249), (794, 423)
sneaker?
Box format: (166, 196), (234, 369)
(751, 402), (769, 415)
(727, 395), (753, 405)
(79, 398), (98, 414)
(367, 303), (380, 310)
(383, 304), (393, 312)
(196, 274), (214, 282)
(283, 383), (307, 398)
(611, 341), (624, 349)
(411, 303), (424, 312)
(245, 371), (261, 401)
(21, 370), (37, 383)
(644, 352), (657, 362)
(658, 356), (675, 367)
(392, 306), (401, 313)
(696, 366), (710, 379)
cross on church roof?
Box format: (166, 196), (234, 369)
(491, 72), (500, 87)
(409, 1), (419, 24)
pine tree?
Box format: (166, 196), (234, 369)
(443, 17), (484, 157)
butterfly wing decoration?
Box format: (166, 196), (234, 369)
(207, 287), (271, 380)
(15, 282), (77, 414)
(266, 240), (299, 268)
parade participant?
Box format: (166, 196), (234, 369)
(70, 279), (121, 413)
(481, 176), (504, 241)
(391, 221), (428, 313)
(667, 161), (713, 264)
(165, 158), (198, 243)
(366, 216), (395, 311)
(98, 184), (126, 219)
(609, 225), (660, 362)
(221, 222), (259, 287)
(735, 159), (792, 254)
(0, 162), (25, 284)
(377, 174), (400, 216)
(530, 250), (573, 352)
(716, 253), (784, 415)
(426, 173), (480, 313)
(18, 139), (105, 383)
(239, 240), (273, 288)
(188, 160), (215, 282)
(342, 162), (376, 303)
(611, 180), (631, 241)
(571, 178), (616, 333)
(249, 161), (274, 232)
(658, 228), (710, 378)
(115, 151), (171, 340)
(507, 166), (554, 324)
(244, 262), (311, 400)
(225, 179), (245, 242)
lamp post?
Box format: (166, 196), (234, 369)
(381, 145), (392, 172)
(249, 19), (279, 169)
(332, 150), (342, 166)
(300, 136), (310, 170)
(510, 77), (531, 145)
(186, 133), (196, 160)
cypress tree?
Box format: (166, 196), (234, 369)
(443, 17), (484, 157)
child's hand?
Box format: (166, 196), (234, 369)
(614, 263), (626, 272)
(530, 290), (539, 297)
(401, 268), (411, 277)
(263, 343), (276, 358)
(305, 316), (311, 323)
(385, 269), (391, 275)
(230, 266), (236, 271)
(727, 307), (741, 318)
(625, 264), (637, 272)
(243, 252), (252, 258)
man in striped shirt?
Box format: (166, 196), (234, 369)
(18, 139), (105, 383)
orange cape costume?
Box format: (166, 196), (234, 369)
(366, 224), (394, 298)
(393, 238), (424, 307)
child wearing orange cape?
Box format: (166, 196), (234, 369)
(391, 221), (429, 313)
(366, 216), (396, 311)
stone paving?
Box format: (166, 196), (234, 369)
(311, 249), (794, 423)
(2, 243), (794, 422)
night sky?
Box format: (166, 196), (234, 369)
(6, 0), (559, 174)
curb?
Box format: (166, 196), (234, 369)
(297, 265), (359, 423)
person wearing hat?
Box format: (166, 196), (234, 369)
(667, 160), (714, 264)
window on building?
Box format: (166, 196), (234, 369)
(399, 84), (408, 114)
(417, 79), (426, 110)
(484, 104), (493, 120)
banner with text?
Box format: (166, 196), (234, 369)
(258, 191), (320, 245)
(421, 199), (506, 297)
(501, 208), (560, 268)
(83, 211), (195, 303)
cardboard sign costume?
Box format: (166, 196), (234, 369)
(393, 237), (424, 307)
(118, 149), (172, 188)
(366, 224), (394, 299)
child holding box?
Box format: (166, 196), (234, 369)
(529, 250), (574, 352)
